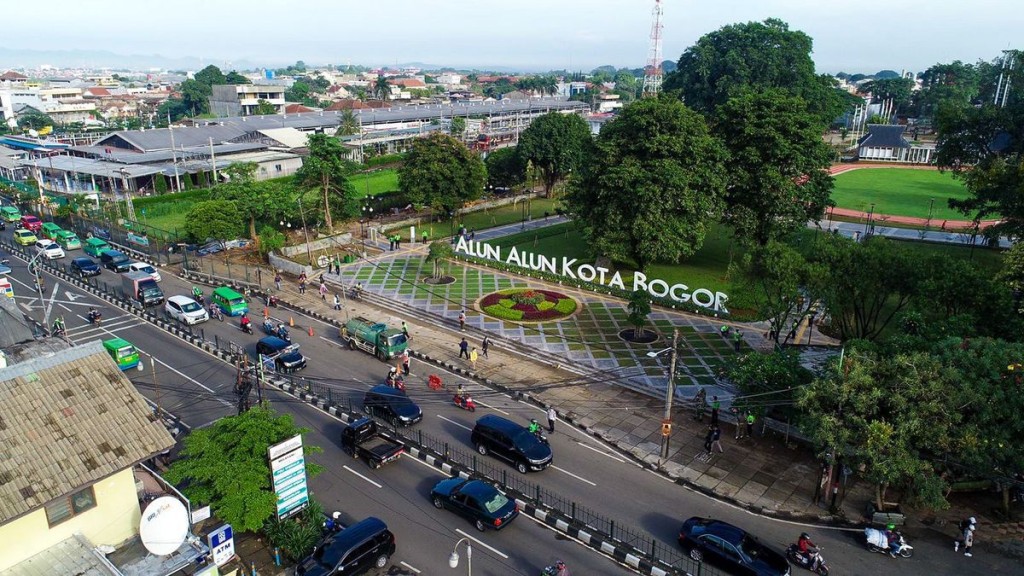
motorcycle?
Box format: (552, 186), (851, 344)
(540, 563), (568, 576)
(240, 319), (254, 335)
(385, 372), (406, 392)
(453, 394), (476, 412)
(87, 310), (103, 326)
(208, 306), (224, 322)
(786, 544), (830, 575)
(262, 320), (292, 343)
(266, 294), (279, 307)
(322, 511), (343, 535)
(864, 527), (913, 558)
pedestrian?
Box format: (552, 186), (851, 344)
(547, 406), (557, 433)
(319, 282), (328, 301)
(459, 337), (469, 359)
(720, 325), (730, 338)
(333, 256), (341, 274)
(401, 350), (410, 376)
(732, 407), (744, 439)
(710, 396), (720, 427)
(401, 321), (410, 339)
(692, 387), (707, 421)
(299, 279), (306, 294)
(703, 426), (714, 452)
(333, 293), (341, 310)
(396, 234), (401, 249)
(388, 236), (395, 251)
(274, 272), (282, 291)
(955, 516), (976, 555)
(481, 335), (490, 358)
(711, 426), (724, 453)
(458, 310), (466, 331)
(746, 412), (755, 438)
(422, 231), (428, 243)
(962, 523), (975, 557)
(733, 330), (743, 352)
(470, 347), (478, 369)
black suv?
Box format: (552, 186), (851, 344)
(363, 385), (422, 426)
(256, 336), (307, 372)
(296, 516), (395, 576)
(471, 414), (553, 474)
(99, 249), (131, 272)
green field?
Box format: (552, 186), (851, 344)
(350, 169), (399, 198)
(832, 168), (971, 220)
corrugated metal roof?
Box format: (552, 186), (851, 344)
(1, 534), (119, 576)
(857, 124), (910, 149)
(16, 156), (166, 178)
(0, 340), (176, 524)
(93, 124), (249, 153)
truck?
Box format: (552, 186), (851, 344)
(340, 316), (408, 361)
(339, 417), (404, 469)
(121, 270), (164, 307)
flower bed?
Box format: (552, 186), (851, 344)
(479, 288), (578, 322)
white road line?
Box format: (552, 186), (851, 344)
(319, 336), (343, 348)
(399, 561), (421, 573)
(342, 465), (383, 488)
(474, 400), (509, 415)
(575, 440), (627, 463)
(550, 465), (596, 486)
(454, 529), (509, 559)
(436, 414), (473, 431)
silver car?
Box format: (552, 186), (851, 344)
(165, 295), (209, 325)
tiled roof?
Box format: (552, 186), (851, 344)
(284, 103), (314, 113)
(390, 78), (425, 88)
(84, 87), (111, 97)
(0, 341), (175, 524)
(0, 71), (28, 81)
(857, 124), (910, 149)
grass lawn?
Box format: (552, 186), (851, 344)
(349, 169), (399, 198)
(832, 168), (971, 220)
(398, 197), (563, 238)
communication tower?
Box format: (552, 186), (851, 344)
(994, 50), (1016, 107)
(642, 0), (664, 97)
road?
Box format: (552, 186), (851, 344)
(3, 241), (1021, 576)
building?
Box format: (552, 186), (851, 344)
(857, 124), (933, 164)
(209, 84), (286, 117)
(0, 339), (178, 573)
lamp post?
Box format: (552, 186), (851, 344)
(448, 538), (472, 576)
(362, 196), (375, 250)
(296, 196), (313, 265)
(646, 328), (680, 463)
(864, 202), (875, 237)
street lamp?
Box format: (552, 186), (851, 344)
(864, 202), (875, 237)
(646, 328), (680, 463)
(448, 538), (472, 575)
(296, 196), (313, 265)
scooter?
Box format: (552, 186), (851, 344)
(87, 310), (103, 326)
(262, 320), (292, 343)
(240, 320), (254, 335)
(786, 544), (830, 575)
(540, 563), (567, 576)
(864, 527), (913, 558)
(453, 394), (476, 412)
(266, 294), (279, 307)
(322, 511), (343, 535)
(385, 372), (406, 392)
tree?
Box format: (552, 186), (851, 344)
(253, 99), (277, 115)
(517, 112), (592, 196)
(294, 134), (356, 230)
(999, 242), (1024, 300)
(257, 225), (286, 256)
(157, 98), (189, 122)
(728, 348), (810, 421)
(485, 147), (527, 189)
(565, 97), (728, 270)
(194, 65), (226, 88)
(225, 70), (250, 84)
(732, 241), (811, 346)
(178, 79), (211, 116)
(16, 110), (54, 131)
(715, 89), (835, 247)
(183, 200), (243, 242)
(860, 77), (915, 116)
(337, 110), (360, 136)
(626, 290), (652, 339)
(213, 164), (290, 241)
(163, 405), (323, 532)
(153, 173), (168, 194)
(663, 18), (846, 127)
(399, 133), (485, 214)
(914, 61), (980, 119)
(450, 116), (466, 137)
(425, 240), (454, 279)
(374, 76), (391, 101)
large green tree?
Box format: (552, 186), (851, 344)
(213, 163), (291, 241)
(914, 61), (981, 119)
(860, 77), (915, 116)
(194, 65), (227, 87)
(374, 76), (391, 101)
(294, 133), (356, 230)
(178, 79), (211, 116)
(225, 70), (250, 85)
(163, 405), (323, 532)
(565, 97), (727, 270)
(732, 241), (812, 346)
(337, 110), (360, 136)
(399, 133), (485, 214)
(183, 200), (243, 242)
(484, 147), (526, 189)
(663, 18), (847, 127)
(715, 89), (835, 247)
(517, 112), (592, 196)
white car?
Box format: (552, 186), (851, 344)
(34, 239), (65, 260)
(165, 295), (209, 325)
(129, 261), (162, 282)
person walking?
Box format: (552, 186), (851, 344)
(274, 272), (282, 291)
(710, 426), (724, 453)
(298, 272), (307, 295)
(333, 293), (341, 310)
(733, 330), (743, 352)
(459, 337), (469, 359)
(746, 412), (755, 438)
(962, 523), (975, 557)
(955, 517), (976, 555)
(703, 426), (714, 452)
(732, 407), (745, 439)
(692, 387), (707, 421)
(710, 396), (720, 427)
(458, 310), (466, 331)
(401, 350), (411, 376)
(469, 347), (478, 369)
(401, 321), (410, 340)
(319, 281), (328, 301)
(481, 335), (490, 358)
(547, 406), (557, 433)
(332, 256), (341, 275)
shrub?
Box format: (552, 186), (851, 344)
(554, 298), (577, 314)
(536, 300), (555, 311)
(264, 500), (324, 561)
(483, 305), (524, 320)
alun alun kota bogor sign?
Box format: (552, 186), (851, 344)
(453, 237), (729, 313)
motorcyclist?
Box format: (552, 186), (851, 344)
(208, 301), (220, 318)
(554, 560), (570, 576)
(87, 307), (101, 324)
(528, 418), (542, 436)
(52, 316), (66, 336)
(797, 532), (819, 569)
(240, 313), (251, 331)
(192, 286), (203, 302)
(884, 524), (900, 557)
(277, 323), (289, 340)
(386, 367), (398, 386)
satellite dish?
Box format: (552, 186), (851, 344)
(139, 496), (189, 556)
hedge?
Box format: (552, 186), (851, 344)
(554, 298), (577, 314)
(483, 305), (524, 321)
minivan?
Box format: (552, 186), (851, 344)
(471, 414), (553, 474)
(100, 249), (132, 272)
(40, 222), (63, 240)
(296, 516), (395, 576)
(20, 214), (42, 233)
(211, 286), (248, 316)
(83, 237), (111, 257)
(103, 338), (140, 371)
(0, 206), (21, 222)
(256, 336), (306, 372)
(54, 230), (82, 250)
(363, 385), (422, 426)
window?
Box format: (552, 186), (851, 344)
(274, 164), (283, 172)
(45, 486), (97, 526)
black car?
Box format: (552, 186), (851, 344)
(470, 414), (553, 474)
(678, 517), (790, 576)
(70, 256), (101, 277)
(99, 249), (131, 272)
(431, 478), (519, 532)
(363, 385), (422, 426)
(256, 336), (306, 372)
(296, 516), (395, 576)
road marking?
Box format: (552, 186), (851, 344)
(399, 561), (421, 573)
(550, 465), (596, 486)
(575, 440), (627, 463)
(65, 290), (83, 301)
(454, 529), (508, 559)
(342, 465), (383, 488)
(319, 336), (343, 348)
(474, 399), (509, 415)
(437, 414), (472, 431)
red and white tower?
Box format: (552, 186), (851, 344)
(642, 0), (664, 97)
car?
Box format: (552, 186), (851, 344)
(165, 295), (209, 325)
(430, 478), (519, 532)
(34, 239), (65, 260)
(296, 516), (395, 576)
(256, 336), (307, 372)
(70, 256), (101, 277)
(99, 249), (131, 272)
(470, 414), (553, 474)
(19, 215), (42, 233)
(363, 385), (422, 426)
(13, 229), (37, 246)
(677, 517), (791, 576)
(129, 261), (162, 282)
(0, 262), (11, 275)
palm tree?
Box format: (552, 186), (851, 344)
(338, 110), (360, 136)
(374, 76), (391, 102)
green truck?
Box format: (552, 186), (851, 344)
(341, 316), (408, 361)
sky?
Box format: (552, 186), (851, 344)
(4, 0), (1021, 74)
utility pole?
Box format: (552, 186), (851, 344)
(660, 328), (679, 461)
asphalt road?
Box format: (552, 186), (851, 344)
(4, 242), (1022, 576)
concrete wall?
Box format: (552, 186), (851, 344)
(268, 251), (313, 276)
(279, 232), (353, 258)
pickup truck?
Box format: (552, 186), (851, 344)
(339, 417), (404, 469)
